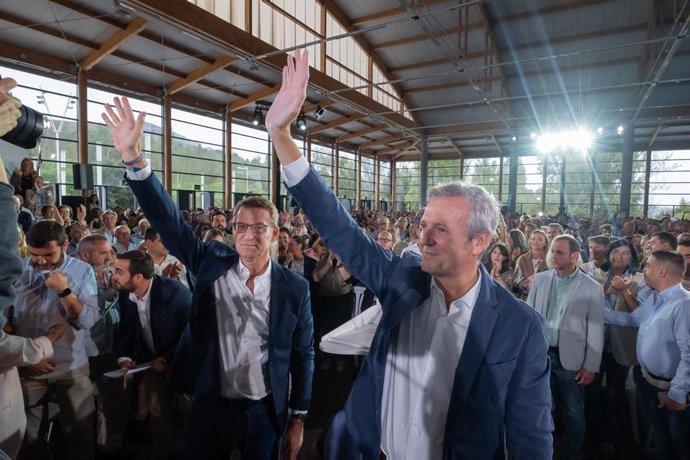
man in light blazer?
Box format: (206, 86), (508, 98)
(266, 49), (553, 459)
(527, 234), (605, 460)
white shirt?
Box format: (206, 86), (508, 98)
(380, 274), (481, 460)
(213, 259), (272, 400)
(128, 279), (155, 353)
(153, 254), (189, 289)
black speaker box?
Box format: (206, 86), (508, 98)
(72, 163), (94, 190)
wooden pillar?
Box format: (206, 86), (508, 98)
(375, 158), (381, 210)
(497, 155), (504, 202)
(163, 93), (172, 194)
(391, 159), (397, 211)
(225, 106), (233, 208)
(271, 145), (280, 206)
(306, 136), (312, 163)
(356, 150), (362, 208)
(643, 149), (651, 217)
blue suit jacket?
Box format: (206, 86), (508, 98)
(116, 275), (191, 366)
(127, 173), (314, 433)
(289, 168), (553, 459)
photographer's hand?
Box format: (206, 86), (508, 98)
(0, 77), (22, 139)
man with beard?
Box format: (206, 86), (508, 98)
(8, 220), (98, 459)
(211, 211), (235, 246)
(113, 250), (191, 460)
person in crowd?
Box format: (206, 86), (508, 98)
(131, 218), (150, 246)
(604, 251), (690, 460)
(87, 193), (101, 221)
(399, 222), (420, 257)
(291, 213), (309, 237)
(600, 224), (614, 238)
(9, 158), (37, 202)
(649, 231), (678, 253)
(395, 217), (409, 240)
(211, 210), (235, 246)
(8, 220), (99, 459)
(0, 93), (67, 460)
(67, 221), (90, 256)
(74, 234), (126, 454)
(582, 235), (612, 275)
(202, 228), (225, 245)
(484, 242), (513, 291)
(507, 228), (528, 268)
(311, 246), (353, 373)
(286, 235), (315, 281)
(13, 195), (34, 234)
(526, 235), (605, 460)
(678, 240), (690, 291)
(514, 229), (549, 298)
(375, 230), (394, 251)
(144, 228), (190, 289)
(16, 226), (28, 259)
(277, 227), (291, 265)
(25, 176), (54, 214)
(547, 222), (564, 242)
(113, 250), (191, 460)
(369, 216), (389, 240)
(58, 204), (73, 227)
(587, 238), (643, 452)
(113, 224), (136, 253)
(266, 49), (552, 458)
(95, 210), (118, 244)
(102, 95), (314, 460)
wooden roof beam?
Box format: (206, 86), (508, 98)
(360, 134), (408, 149)
(309, 113), (366, 135)
(228, 82), (282, 112)
(336, 124), (389, 142)
(167, 55), (236, 95)
(81, 17), (148, 71)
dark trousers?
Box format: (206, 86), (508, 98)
(183, 395), (282, 460)
(637, 374), (690, 460)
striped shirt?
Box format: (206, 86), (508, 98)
(605, 283), (690, 404)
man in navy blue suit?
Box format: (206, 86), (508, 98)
(265, 49), (553, 459)
(113, 249), (191, 460)
(102, 99), (314, 460)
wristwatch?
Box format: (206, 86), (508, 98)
(57, 287), (72, 298)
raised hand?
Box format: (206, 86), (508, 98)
(0, 77), (22, 137)
(101, 96), (146, 163)
(266, 48), (310, 134)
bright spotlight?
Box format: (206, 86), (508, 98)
(537, 211), (544, 217)
(530, 132), (537, 139)
(536, 129), (591, 153)
(596, 127), (604, 135)
(617, 125), (624, 135)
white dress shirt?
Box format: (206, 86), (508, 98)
(128, 279), (155, 354)
(213, 260), (272, 400)
(153, 254), (189, 289)
(380, 275), (481, 460)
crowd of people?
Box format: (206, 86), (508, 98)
(1, 51), (690, 460)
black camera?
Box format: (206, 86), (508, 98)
(1, 76), (45, 149)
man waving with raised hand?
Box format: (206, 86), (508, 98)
(101, 95), (314, 460)
(266, 49), (553, 460)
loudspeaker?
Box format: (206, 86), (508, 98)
(72, 163), (94, 190)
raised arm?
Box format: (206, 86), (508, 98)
(265, 48), (310, 166)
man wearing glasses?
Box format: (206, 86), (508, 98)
(101, 97), (314, 460)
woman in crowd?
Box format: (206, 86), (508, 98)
(506, 229), (528, 268)
(514, 229), (549, 298)
(484, 242), (513, 291)
(588, 238), (642, 451)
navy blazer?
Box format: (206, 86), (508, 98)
(127, 172), (314, 433)
(116, 275), (191, 366)
(289, 168), (553, 459)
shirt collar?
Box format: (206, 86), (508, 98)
(430, 268), (482, 313)
(554, 267), (579, 281)
(656, 283), (683, 304)
(235, 259), (272, 288)
(129, 278), (154, 303)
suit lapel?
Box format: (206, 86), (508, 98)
(148, 277), (160, 354)
(268, 263), (288, 358)
(445, 266), (499, 431)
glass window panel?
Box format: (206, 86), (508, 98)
(395, 161), (420, 211)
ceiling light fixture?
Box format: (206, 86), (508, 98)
(314, 105), (325, 121)
(252, 105), (263, 126)
(296, 110), (307, 131)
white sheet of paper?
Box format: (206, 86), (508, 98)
(103, 361), (153, 379)
(320, 304), (382, 355)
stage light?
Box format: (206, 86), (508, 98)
(617, 125), (624, 135)
(314, 105), (325, 121)
(296, 110), (307, 131)
(252, 105), (263, 126)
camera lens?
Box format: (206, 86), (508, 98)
(1, 105), (45, 149)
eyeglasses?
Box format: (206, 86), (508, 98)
(233, 222), (272, 234)
(377, 237), (393, 242)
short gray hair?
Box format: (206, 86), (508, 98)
(427, 181), (499, 238)
(76, 233), (108, 255)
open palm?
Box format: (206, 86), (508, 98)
(101, 96), (146, 162)
(266, 49), (310, 133)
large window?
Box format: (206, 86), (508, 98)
(311, 142), (334, 189)
(232, 124), (271, 201)
(338, 150), (357, 202)
(379, 160), (392, 208)
(360, 155), (376, 208)
(395, 161), (420, 211)
(643, 150), (690, 218)
(428, 159), (461, 188)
